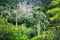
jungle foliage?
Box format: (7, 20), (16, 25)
(0, 0), (60, 40)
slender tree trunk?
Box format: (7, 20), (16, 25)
(16, 12), (18, 27)
(37, 21), (41, 35)
(36, 12), (41, 35)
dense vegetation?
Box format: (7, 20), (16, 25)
(0, 0), (60, 40)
